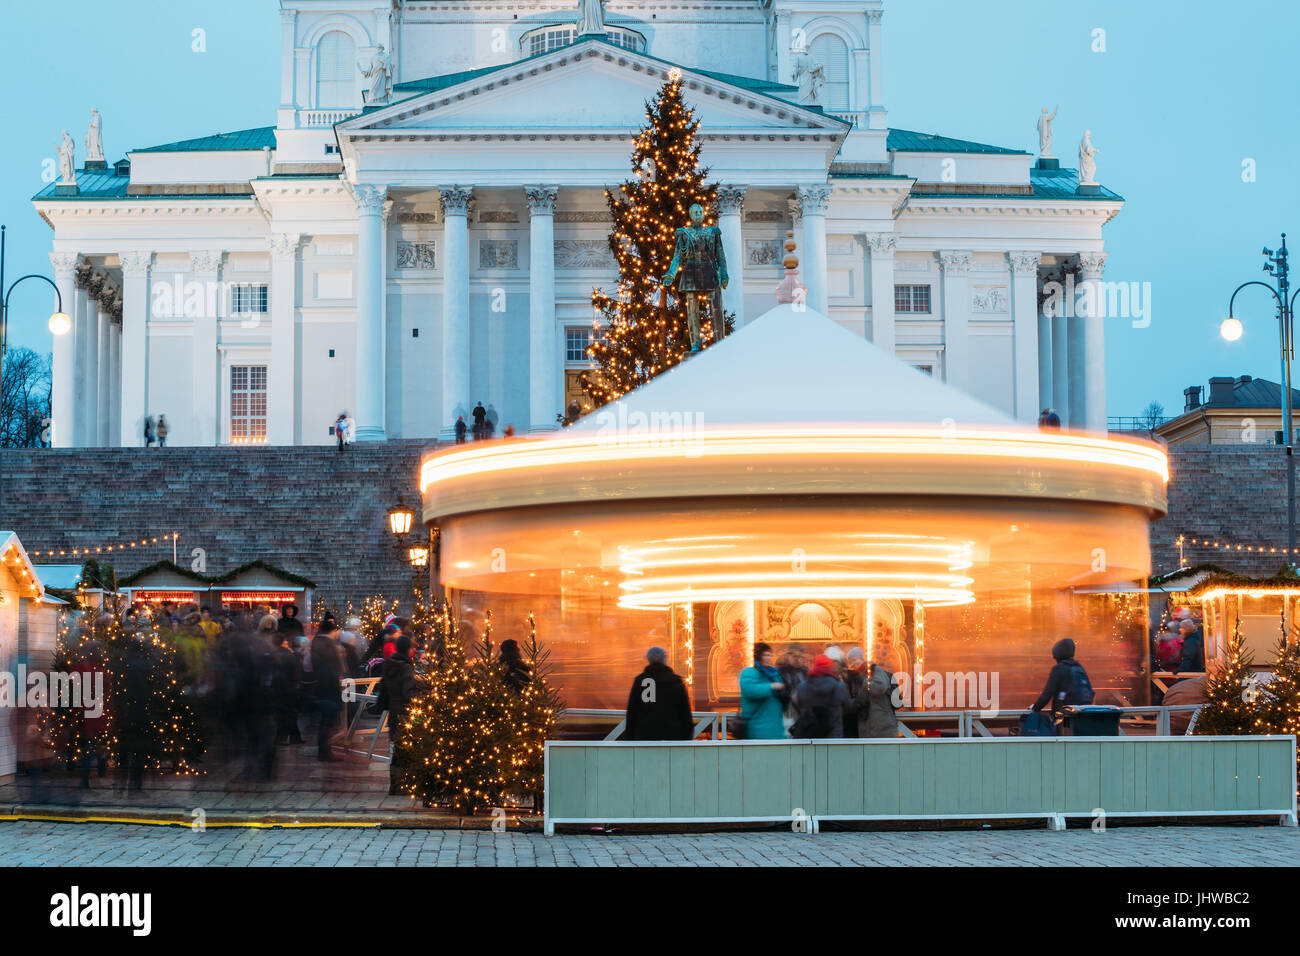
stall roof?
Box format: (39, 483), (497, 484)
(117, 559), (316, 591)
(0, 531), (46, 601)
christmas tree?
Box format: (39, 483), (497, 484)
(397, 609), (561, 815)
(1260, 620), (1300, 792)
(40, 610), (204, 776)
(1192, 614), (1259, 736)
(582, 74), (731, 408)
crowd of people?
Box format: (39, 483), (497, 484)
(1153, 606), (1206, 674)
(453, 401), (515, 442)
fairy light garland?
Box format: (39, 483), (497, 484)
(29, 533), (176, 559)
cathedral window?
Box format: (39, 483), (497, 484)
(317, 30), (359, 108)
(522, 25), (646, 57)
(894, 284), (931, 314)
(809, 33), (850, 111)
(230, 366), (268, 443)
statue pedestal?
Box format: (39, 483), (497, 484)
(1075, 183), (1101, 195)
(54, 184), (80, 196)
(85, 160), (108, 171)
(1034, 157), (1060, 170)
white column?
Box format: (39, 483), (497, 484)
(866, 233), (896, 353)
(1052, 307), (1070, 424)
(439, 185), (472, 440)
(83, 278), (102, 446)
(716, 185), (746, 326)
(118, 252), (152, 446)
(1009, 251), (1041, 423)
(1037, 306), (1053, 416)
(190, 251), (222, 446)
(1078, 252), (1108, 432)
(798, 185), (831, 316)
(938, 250), (973, 392)
(96, 289), (113, 445)
(866, 9), (886, 128)
(525, 186), (558, 433)
(354, 185), (388, 441)
(108, 316), (121, 447)
(49, 253), (79, 448)
(268, 235), (299, 445)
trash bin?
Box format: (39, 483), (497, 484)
(1060, 705), (1121, 736)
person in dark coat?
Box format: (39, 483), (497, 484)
(277, 603), (305, 643)
(791, 654), (852, 738)
(1177, 620), (1205, 674)
(624, 646), (694, 741)
(777, 646), (808, 725)
(1030, 637), (1093, 722)
(269, 631), (303, 745)
(378, 635), (419, 794)
(843, 646), (868, 737)
(497, 639), (532, 694)
(471, 401), (487, 439)
(117, 636), (155, 790)
(311, 621), (345, 761)
(455, 415), (468, 444)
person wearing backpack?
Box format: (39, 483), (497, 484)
(738, 643), (788, 739)
(1029, 638), (1094, 729)
(791, 654), (852, 738)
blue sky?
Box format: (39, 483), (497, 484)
(2, 0), (1297, 418)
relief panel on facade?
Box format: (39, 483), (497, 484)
(746, 239), (782, 268)
(554, 239), (615, 270)
(396, 241), (436, 270)
(478, 239), (519, 270)
(971, 286), (1009, 313)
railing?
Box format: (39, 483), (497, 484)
(1108, 416), (1168, 432)
(826, 110), (865, 128)
(300, 109), (361, 128)
(560, 708), (722, 741)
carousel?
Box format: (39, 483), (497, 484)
(419, 299), (1168, 713)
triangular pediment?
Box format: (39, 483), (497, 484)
(340, 39), (847, 136)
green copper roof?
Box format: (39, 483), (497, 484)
(132, 126), (277, 153)
(1028, 165), (1122, 201)
(32, 168), (130, 201)
(887, 128), (1029, 155)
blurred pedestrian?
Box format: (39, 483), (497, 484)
(624, 646), (693, 741)
(738, 642), (787, 739)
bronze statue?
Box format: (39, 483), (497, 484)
(662, 202), (729, 352)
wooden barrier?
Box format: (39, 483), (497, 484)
(543, 736), (1298, 835)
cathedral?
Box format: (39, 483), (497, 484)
(35, 0), (1121, 447)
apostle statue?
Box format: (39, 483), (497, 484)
(1036, 105), (1057, 157)
(85, 109), (104, 164)
(578, 0), (606, 35)
(57, 130), (76, 185)
(359, 44), (393, 105)
(791, 49), (826, 105)
(662, 203), (729, 353)
(1078, 129), (1099, 185)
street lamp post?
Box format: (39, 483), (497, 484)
(1222, 233), (1299, 561)
(0, 224), (71, 529)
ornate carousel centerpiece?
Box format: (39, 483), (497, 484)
(420, 290), (1167, 712)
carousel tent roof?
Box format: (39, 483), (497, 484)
(567, 303), (1024, 432)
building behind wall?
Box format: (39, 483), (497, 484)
(36, 0), (1122, 449)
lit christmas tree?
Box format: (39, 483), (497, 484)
(398, 608), (560, 815)
(1260, 620), (1300, 793)
(582, 73), (731, 408)
(1192, 615), (1259, 736)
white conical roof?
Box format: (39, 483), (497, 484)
(568, 304), (1022, 430)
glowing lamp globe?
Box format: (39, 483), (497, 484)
(1220, 317), (1243, 342)
(387, 505), (414, 537)
(409, 545), (430, 568)
(48, 312), (71, 336)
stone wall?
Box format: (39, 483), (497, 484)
(0, 443), (1289, 613)
(1152, 444), (1293, 577)
(1, 442), (432, 614)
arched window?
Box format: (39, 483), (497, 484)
(317, 31), (358, 108)
(809, 34), (850, 111)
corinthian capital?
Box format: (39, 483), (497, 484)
(269, 233), (301, 259)
(439, 185), (474, 217)
(797, 184), (832, 215)
(49, 252), (80, 278)
(1077, 251), (1107, 280)
(938, 249), (972, 275)
(118, 251), (153, 277)
(524, 185), (558, 215)
(865, 232), (897, 256)
(355, 183), (389, 214)
(1008, 251), (1042, 276)
(716, 185), (746, 216)
(189, 250), (223, 275)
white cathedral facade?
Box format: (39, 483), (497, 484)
(36, 0), (1121, 448)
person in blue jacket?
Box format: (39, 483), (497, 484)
(739, 642), (788, 739)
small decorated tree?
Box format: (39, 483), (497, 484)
(1260, 621), (1300, 792)
(1193, 615), (1258, 736)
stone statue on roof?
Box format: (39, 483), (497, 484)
(85, 109), (104, 163)
(578, 0), (606, 35)
(1078, 129), (1099, 185)
(57, 130), (76, 185)
(359, 44), (393, 105)
(1036, 105), (1057, 157)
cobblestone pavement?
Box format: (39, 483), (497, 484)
(0, 820), (1295, 866)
